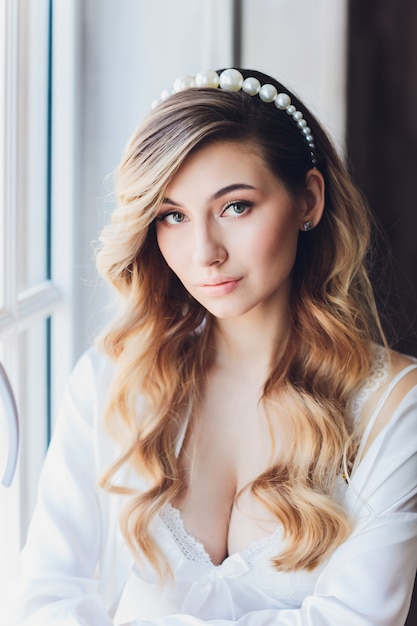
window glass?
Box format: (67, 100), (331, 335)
(17, 0), (50, 293)
(0, 0), (80, 605)
(0, 4), (6, 308)
(18, 319), (49, 519)
(0, 317), (48, 586)
(0, 345), (7, 484)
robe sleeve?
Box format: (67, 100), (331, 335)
(124, 383), (417, 626)
(7, 349), (117, 626)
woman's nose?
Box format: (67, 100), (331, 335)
(192, 222), (227, 267)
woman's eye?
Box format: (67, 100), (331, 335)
(222, 201), (253, 217)
(157, 211), (186, 224)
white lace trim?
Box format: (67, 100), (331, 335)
(347, 344), (389, 423)
(159, 504), (213, 565)
(241, 526), (284, 565)
(160, 503), (285, 567)
(157, 504), (320, 606)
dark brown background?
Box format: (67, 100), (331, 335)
(347, 0), (417, 359)
(347, 2), (417, 623)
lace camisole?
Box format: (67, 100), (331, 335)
(113, 346), (402, 624)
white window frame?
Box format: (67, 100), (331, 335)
(0, 0), (78, 586)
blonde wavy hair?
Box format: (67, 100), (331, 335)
(96, 69), (386, 578)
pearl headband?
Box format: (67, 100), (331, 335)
(152, 68), (317, 167)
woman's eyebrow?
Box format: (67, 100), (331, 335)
(162, 197), (181, 206)
(162, 183), (256, 207)
(210, 183), (256, 201)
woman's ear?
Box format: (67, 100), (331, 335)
(299, 169), (325, 231)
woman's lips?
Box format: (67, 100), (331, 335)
(196, 277), (242, 296)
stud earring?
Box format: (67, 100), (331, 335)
(303, 221), (313, 232)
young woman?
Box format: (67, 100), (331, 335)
(9, 69), (417, 625)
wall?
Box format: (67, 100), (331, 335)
(241, 0), (347, 151)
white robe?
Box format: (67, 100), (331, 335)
(6, 347), (417, 626)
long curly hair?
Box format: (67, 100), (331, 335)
(95, 69), (386, 578)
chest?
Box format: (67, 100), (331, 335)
(167, 345), (390, 567)
(172, 378), (287, 565)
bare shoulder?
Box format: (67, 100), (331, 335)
(356, 348), (417, 459)
(386, 349), (417, 392)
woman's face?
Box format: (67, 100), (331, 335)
(155, 141), (313, 321)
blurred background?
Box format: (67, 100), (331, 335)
(0, 0), (416, 620)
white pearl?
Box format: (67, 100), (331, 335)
(195, 70), (219, 88)
(153, 70), (317, 167)
(242, 77), (260, 95)
(275, 93), (291, 109)
(219, 68), (244, 92)
(160, 89), (172, 100)
(173, 75), (195, 92)
(259, 84), (277, 103)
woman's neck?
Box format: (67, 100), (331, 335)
(212, 307), (291, 377)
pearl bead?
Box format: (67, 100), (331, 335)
(259, 84), (277, 103)
(219, 68), (244, 92)
(173, 76), (195, 93)
(160, 89), (172, 100)
(242, 77), (260, 95)
(275, 93), (291, 110)
(153, 69), (317, 167)
(195, 70), (219, 88)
